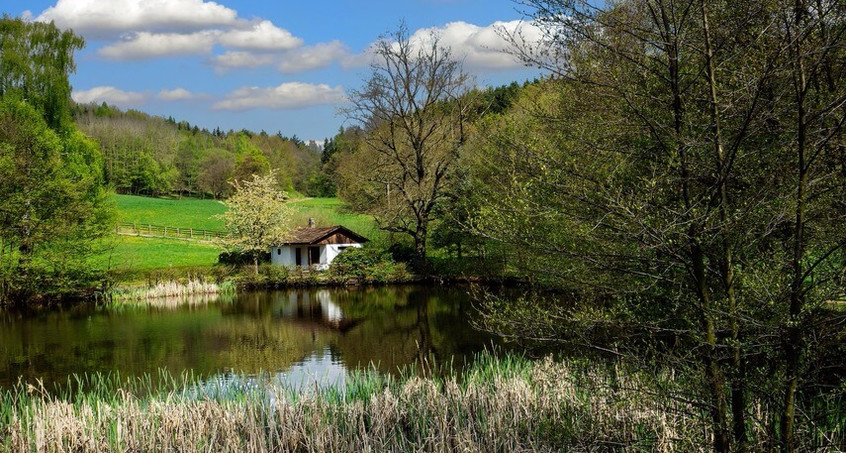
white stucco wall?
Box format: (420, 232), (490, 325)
(269, 243), (362, 270)
(270, 245), (298, 267)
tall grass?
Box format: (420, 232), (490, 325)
(106, 279), (236, 307)
(2, 354), (842, 452)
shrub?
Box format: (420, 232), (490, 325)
(329, 246), (386, 277)
(329, 246), (409, 283)
(258, 263), (288, 283)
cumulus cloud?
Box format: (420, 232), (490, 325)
(210, 51), (277, 72)
(213, 82), (345, 111)
(99, 31), (218, 60)
(36, 0), (238, 37)
(218, 20), (302, 51)
(72, 86), (148, 107)
(409, 20), (545, 70)
(157, 88), (207, 101)
(277, 41), (349, 73)
(349, 20), (546, 72)
(210, 41), (350, 73)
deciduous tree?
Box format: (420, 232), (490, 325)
(341, 24), (473, 273)
(216, 172), (291, 273)
(472, 0), (845, 451)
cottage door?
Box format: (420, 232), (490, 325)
(295, 248), (302, 266)
(309, 246), (320, 265)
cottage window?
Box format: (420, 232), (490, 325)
(277, 248), (281, 255)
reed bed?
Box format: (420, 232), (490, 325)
(107, 279), (235, 307)
(0, 355), (842, 452)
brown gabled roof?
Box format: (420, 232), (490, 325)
(277, 225), (368, 245)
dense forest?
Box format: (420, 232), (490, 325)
(73, 103), (325, 198)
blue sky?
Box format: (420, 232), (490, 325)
(2, 0), (545, 141)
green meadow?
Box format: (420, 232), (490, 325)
(95, 236), (221, 272)
(95, 195), (378, 274)
(115, 195), (227, 231)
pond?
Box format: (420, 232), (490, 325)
(0, 285), (504, 390)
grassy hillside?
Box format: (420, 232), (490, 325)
(116, 195), (227, 231)
(95, 195), (379, 275)
(287, 197), (379, 238)
(115, 194), (378, 237)
(95, 236), (221, 272)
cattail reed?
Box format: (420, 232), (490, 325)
(1, 355), (842, 452)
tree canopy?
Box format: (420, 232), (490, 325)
(0, 15), (84, 131)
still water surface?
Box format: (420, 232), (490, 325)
(0, 285), (502, 389)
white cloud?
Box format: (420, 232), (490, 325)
(218, 20), (302, 51)
(277, 41), (349, 73)
(408, 21), (546, 70)
(36, 0), (238, 37)
(213, 82), (345, 111)
(211, 41), (350, 73)
(157, 88), (207, 101)
(210, 51), (277, 72)
(349, 21), (546, 72)
(72, 86), (148, 107)
(99, 31), (218, 60)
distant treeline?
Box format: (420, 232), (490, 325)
(74, 103), (326, 198)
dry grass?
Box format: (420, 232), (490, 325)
(0, 356), (842, 452)
(107, 279), (235, 307)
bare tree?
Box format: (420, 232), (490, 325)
(342, 24), (473, 273)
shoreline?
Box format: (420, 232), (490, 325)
(0, 268), (525, 310)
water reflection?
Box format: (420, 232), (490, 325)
(0, 286), (501, 390)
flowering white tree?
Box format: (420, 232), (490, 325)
(217, 173), (291, 273)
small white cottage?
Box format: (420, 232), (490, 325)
(270, 219), (367, 270)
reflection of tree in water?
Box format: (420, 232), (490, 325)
(0, 286), (502, 388)
(331, 286), (500, 376)
(411, 289), (437, 365)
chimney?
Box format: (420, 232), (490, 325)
(308, 217), (315, 228)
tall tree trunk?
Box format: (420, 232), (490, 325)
(413, 221), (429, 275)
(701, 2), (746, 448)
(662, 4), (730, 447)
(781, 2), (809, 451)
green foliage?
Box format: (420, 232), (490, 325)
(465, 1), (845, 450)
(0, 16), (84, 131)
(0, 96), (112, 304)
(329, 245), (411, 282)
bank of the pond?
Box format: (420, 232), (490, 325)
(104, 267), (522, 307)
(1, 354), (842, 452)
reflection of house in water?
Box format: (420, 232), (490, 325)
(272, 290), (359, 332)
